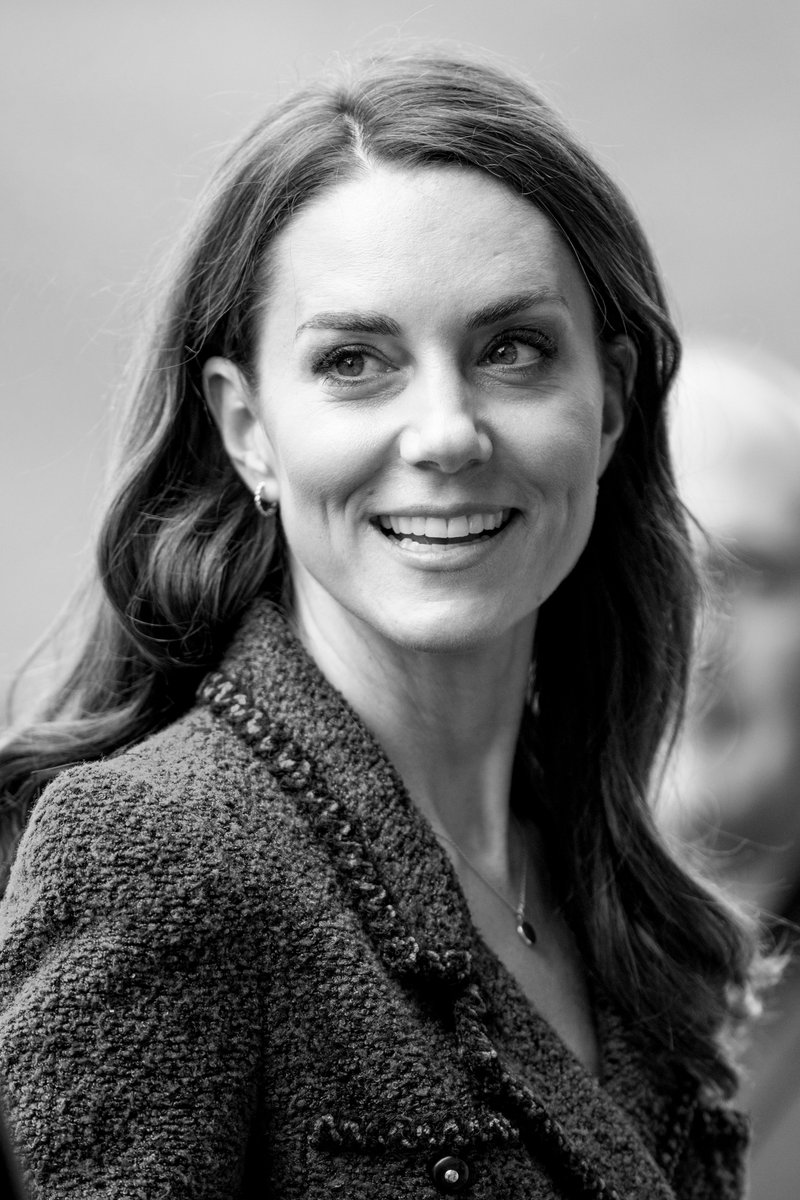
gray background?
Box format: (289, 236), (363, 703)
(2, 0), (798, 696)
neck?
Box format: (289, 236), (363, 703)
(291, 583), (535, 872)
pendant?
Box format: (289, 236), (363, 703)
(516, 916), (537, 946)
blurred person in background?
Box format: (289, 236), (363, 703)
(666, 342), (800, 1200)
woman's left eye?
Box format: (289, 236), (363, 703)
(480, 332), (555, 368)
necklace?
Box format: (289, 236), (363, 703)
(435, 828), (537, 947)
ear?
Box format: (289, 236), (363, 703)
(202, 357), (279, 503)
(597, 334), (636, 475)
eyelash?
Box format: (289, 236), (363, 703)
(310, 328), (558, 388)
(311, 343), (386, 383)
(481, 328), (557, 366)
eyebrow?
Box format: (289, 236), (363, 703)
(296, 311), (402, 339)
(464, 289), (569, 329)
(294, 289), (569, 340)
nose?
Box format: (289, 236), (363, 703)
(398, 375), (492, 473)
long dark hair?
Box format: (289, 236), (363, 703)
(0, 49), (764, 1096)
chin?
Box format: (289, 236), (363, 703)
(370, 602), (526, 657)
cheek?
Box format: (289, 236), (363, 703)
(513, 398), (604, 502)
(507, 404), (604, 606)
(265, 406), (382, 540)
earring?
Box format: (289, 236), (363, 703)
(253, 482), (278, 519)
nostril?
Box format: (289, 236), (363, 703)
(473, 430), (493, 463)
(398, 423), (492, 471)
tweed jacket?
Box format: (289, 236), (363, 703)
(0, 600), (747, 1200)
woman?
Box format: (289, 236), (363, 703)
(0, 50), (762, 1199)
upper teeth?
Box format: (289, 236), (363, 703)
(377, 511), (508, 538)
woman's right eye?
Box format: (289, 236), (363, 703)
(312, 346), (393, 385)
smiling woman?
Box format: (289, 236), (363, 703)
(0, 49), (766, 1200)
(204, 165), (625, 658)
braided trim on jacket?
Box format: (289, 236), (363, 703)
(200, 669), (626, 1200)
(453, 985), (622, 1200)
(200, 671), (471, 986)
(311, 1112), (521, 1153)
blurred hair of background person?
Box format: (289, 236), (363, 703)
(665, 341), (800, 1200)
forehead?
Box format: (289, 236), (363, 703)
(264, 164), (594, 331)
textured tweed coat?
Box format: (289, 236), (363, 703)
(0, 601), (747, 1199)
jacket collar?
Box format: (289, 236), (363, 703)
(200, 599), (476, 988)
(199, 599), (699, 1199)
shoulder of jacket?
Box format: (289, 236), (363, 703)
(7, 705), (299, 910)
(34, 704), (280, 821)
(691, 1096), (749, 1145)
(669, 1096), (749, 1200)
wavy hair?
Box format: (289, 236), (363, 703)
(0, 49), (764, 1096)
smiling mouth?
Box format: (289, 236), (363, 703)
(376, 509), (513, 546)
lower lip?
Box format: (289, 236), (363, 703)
(374, 513), (519, 569)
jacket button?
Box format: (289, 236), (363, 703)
(430, 1154), (471, 1193)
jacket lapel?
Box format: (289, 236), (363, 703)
(200, 601), (695, 1199)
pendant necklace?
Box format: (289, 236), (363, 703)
(435, 828), (537, 947)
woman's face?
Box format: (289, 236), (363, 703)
(208, 165), (626, 656)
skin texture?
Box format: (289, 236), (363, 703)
(204, 164), (628, 1072)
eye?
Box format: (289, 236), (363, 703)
(312, 345), (393, 385)
(329, 350), (370, 378)
(479, 330), (556, 369)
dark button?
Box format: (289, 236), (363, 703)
(430, 1154), (471, 1194)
